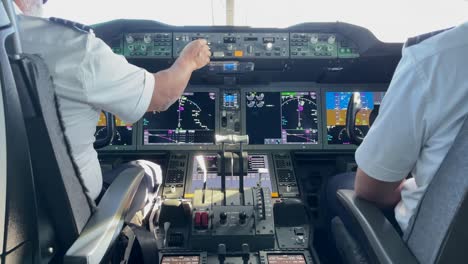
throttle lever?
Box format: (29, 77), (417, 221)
(241, 243), (250, 264)
(218, 244), (226, 264)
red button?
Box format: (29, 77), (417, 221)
(194, 212), (201, 227)
(201, 212), (209, 228)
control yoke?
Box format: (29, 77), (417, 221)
(215, 134), (249, 205)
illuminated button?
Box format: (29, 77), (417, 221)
(234, 50), (244, 57)
(213, 51), (225, 57)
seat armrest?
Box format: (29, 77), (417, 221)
(337, 189), (418, 264)
(64, 167), (145, 264)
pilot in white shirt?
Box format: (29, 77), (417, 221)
(327, 21), (468, 233)
(15, 0), (211, 203)
(355, 21), (468, 231)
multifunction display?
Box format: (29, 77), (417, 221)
(142, 92), (216, 145)
(246, 91), (319, 145)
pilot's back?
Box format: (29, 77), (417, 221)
(18, 15), (103, 198)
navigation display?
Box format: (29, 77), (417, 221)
(142, 92), (216, 145)
(326, 91), (385, 145)
(246, 91), (319, 145)
(95, 113), (133, 146)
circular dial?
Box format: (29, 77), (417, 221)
(310, 34), (319, 44)
(143, 34), (152, 44)
(95, 127), (121, 144)
(125, 35), (134, 44)
(338, 127), (364, 142)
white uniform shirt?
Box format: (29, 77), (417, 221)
(356, 22), (468, 231)
(18, 15), (155, 199)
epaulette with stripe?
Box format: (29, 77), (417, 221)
(49, 17), (93, 34)
(404, 28), (453, 48)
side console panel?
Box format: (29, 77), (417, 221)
(163, 153), (189, 199)
(272, 153), (300, 197)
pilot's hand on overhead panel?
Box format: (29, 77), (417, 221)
(176, 39), (211, 71)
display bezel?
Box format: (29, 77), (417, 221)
(259, 250), (314, 264)
(137, 86), (220, 151)
(321, 84), (388, 150)
(241, 84), (322, 150)
(159, 252), (207, 264)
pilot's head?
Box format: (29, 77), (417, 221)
(14, 0), (47, 16)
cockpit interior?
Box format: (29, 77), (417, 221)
(1, 0), (468, 263)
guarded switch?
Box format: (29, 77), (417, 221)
(201, 212), (209, 228)
(194, 212), (201, 228)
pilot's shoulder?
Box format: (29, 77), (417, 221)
(404, 22), (468, 62)
(48, 17), (94, 34)
(404, 28), (452, 49)
(18, 15), (92, 38)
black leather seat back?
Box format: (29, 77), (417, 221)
(404, 117), (468, 263)
(0, 2), (40, 262)
(13, 52), (96, 255)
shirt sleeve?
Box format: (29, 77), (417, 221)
(355, 49), (431, 182)
(80, 34), (154, 123)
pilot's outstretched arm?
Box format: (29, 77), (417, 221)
(83, 35), (210, 124)
(150, 39), (211, 111)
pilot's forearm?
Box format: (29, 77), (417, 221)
(148, 60), (194, 112)
(354, 168), (405, 209)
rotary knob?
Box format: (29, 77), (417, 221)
(328, 35), (336, 44)
(239, 211), (247, 224)
(310, 34), (318, 44)
(220, 212), (228, 224)
(125, 35), (134, 44)
(143, 34), (152, 44)
(265, 42), (273, 51)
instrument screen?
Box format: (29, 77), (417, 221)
(326, 91), (385, 145)
(161, 255), (199, 264)
(246, 91), (319, 145)
(142, 92), (216, 145)
(267, 254), (307, 264)
(189, 154), (273, 194)
(95, 113), (133, 146)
